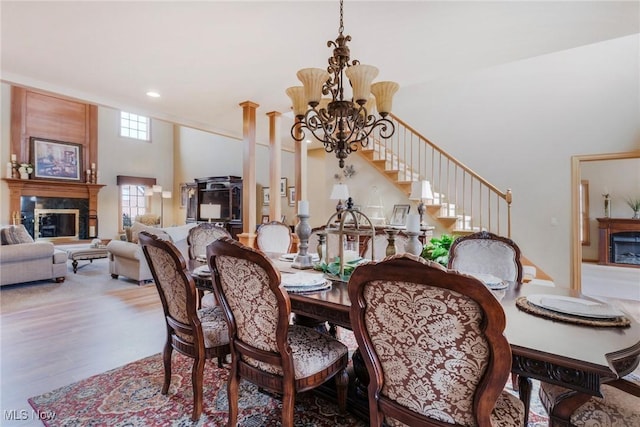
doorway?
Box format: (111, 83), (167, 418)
(571, 151), (640, 291)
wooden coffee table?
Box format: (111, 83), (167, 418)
(63, 245), (109, 273)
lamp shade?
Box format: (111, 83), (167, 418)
(330, 183), (350, 200)
(162, 191), (172, 199)
(200, 203), (221, 219)
(297, 68), (330, 105)
(152, 185), (162, 193)
(286, 86), (307, 117)
(371, 81), (399, 115)
(409, 180), (434, 200)
(345, 64), (379, 103)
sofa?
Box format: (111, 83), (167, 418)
(106, 222), (196, 285)
(0, 224), (68, 286)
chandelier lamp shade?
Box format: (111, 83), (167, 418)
(286, 0), (399, 168)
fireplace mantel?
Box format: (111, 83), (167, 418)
(597, 217), (640, 267)
(2, 178), (105, 230)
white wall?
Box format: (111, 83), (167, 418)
(173, 125), (298, 227)
(581, 158), (640, 260)
(393, 34), (640, 286)
(97, 106), (175, 239)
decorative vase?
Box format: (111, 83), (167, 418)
(604, 197), (610, 218)
(633, 210), (640, 220)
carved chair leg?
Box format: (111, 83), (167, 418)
(227, 367), (240, 427)
(281, 389), (295, 427)
(191, 357), (205, 421)
(162, 343), (172, 395)
(335, 368), (349, 413)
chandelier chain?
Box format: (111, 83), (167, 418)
(339, 0), (344, 34)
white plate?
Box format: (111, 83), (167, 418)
(285, 281), (332, 293)
(193, 265), (211, 277)
(527, 294), (625, 319)
(466, 273), (509, 290)
(279, 253), (320, 262)
(281, 272), (326, 288)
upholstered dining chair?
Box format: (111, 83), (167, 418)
(361, 230), (409, 260)
(348, 253), (526, 427)
(207, 237), (349, 427)
(448, 230), (523, 284)
(255, 221), (293, 254)
(187, 222), (231, 260)
(187, 223), (232, 308)
(539, 373), (640, 426)
(139, 231), (230, 422)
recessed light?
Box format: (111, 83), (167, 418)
(146, 91), (161, 98)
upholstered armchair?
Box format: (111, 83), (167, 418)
(348, 254), (525, 427)
(539, 373), (640, 426)
(255, 221), (292, 254)
(187, 223), (231, 260)
(207, 237), (349, 427)
(448, 230), (523, 284)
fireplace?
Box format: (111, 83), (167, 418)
(34, 209), (80, 241)
(597, 218), (640, 268)
(611, 232), (640, 266)
(21, 196), (89, 240)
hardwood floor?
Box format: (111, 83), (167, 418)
(1, 259), (164, 426)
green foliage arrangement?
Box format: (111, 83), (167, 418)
(420, 234), (455, 267)
(625, 197), (640, 212)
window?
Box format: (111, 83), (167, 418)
(116, 176), (157, 231)
(120, 111), (150, 141)
(120, 185), (149, 230)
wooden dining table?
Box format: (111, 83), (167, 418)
(191, 256), (640, 424)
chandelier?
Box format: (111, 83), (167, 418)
(286, 0), (399, 168)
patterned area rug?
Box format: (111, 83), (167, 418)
(29, 349), (548, 426)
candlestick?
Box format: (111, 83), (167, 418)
(10, 154), (16, 162)
(406, 213), (420, 233)
(298, 200), (309, 216)
(292, 213), (314, 269)
(91, 163), (96, 170)
(406, 231), (422, 256)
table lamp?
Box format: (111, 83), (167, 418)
(330, 183), (350, 213)
(200, 203), (221, 223)
(409, 180), (433, 226)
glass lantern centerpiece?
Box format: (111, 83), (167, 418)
(320, 197), (375, 281)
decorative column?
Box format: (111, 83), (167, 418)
(267, 111), (282, 224)
(238, 101), (259, 248)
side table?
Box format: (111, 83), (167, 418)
(63, 245), (110, 273)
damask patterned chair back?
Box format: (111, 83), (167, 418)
(139, 231), (230, 421)
(207, 237), (349, 427)
(448, 231), (523, 283)
(362, 230), (410, 260)
(348, 254), (525, 427)
(187, 223), (231, 260)
(256, 221), (293, 254)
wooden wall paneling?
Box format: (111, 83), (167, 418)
(10, 86), (27, 164)
(25, 91), (88, 144)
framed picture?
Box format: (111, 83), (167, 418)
(390, 204), (411, 226)
(30, 137), (82, 181)
(280, 177), (287, 196)
(261, 214), (270, 224)
(288, 186), (295, 206)
(262, 187), (270, 206)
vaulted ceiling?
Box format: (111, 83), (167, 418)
(2, 1), (638, 142)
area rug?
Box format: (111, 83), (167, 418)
(29, 351), (548, 426)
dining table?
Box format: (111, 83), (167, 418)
(190, 254), (640, 424)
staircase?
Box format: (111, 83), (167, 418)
(359, 114), (513, 237)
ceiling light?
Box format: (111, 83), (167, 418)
(286, 0), (398, 168)
(146, 91), (161, 98)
